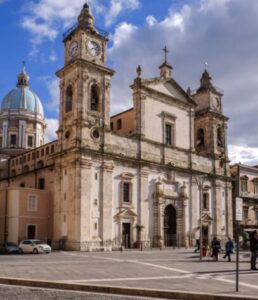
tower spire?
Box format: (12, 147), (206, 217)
(78, 2), (94, 30)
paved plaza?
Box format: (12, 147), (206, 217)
(0, 248), (258, 299)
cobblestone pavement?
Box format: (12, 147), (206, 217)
(0, 248), (257, 299)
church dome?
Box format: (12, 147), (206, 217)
(1, 67), (44, 118)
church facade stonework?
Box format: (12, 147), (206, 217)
(0, 4), (232, 250)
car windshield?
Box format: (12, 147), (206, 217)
(32, 240), (44, 245)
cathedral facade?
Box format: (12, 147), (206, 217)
(0, 4), (232, 250)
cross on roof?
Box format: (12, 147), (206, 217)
(22, 61), (26, 72)
(162, 46), (169, 63)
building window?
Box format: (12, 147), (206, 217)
(0, 136), (2, 148)
(94, 198), (98, 205)
(65, 85), (73, 113)
(256, 211), (258, 224)
(94, 222), (98, 230)
(41, 148), (44, 156)
(27, 195), (37, 212)
(203, 193), (209, 210)
(196, 128), (205, 147)
(110, 122), (114, 130)
(38, 178), (45, 190)
(117, 119), (122, 130)
(46, 147), (49, 155)
(123, 182), (131, 203)
(51, 145), (55, 153)
(165, 123), (173, 145)
(240, 176), (248, 193)
(254, 180), (258, 195)
(10, 134), (17, 146)
(28, 154), (30, 161)
(90, 84), (99, 111)
(27, 136), (33, 148)
(95, 173), (98, 180)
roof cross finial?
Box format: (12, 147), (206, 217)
(162, 46), (169, 63)
(22, 61), (26, 73)
(204, 61), (208, 70)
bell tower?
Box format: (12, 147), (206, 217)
(56, 3), (114, 151)
(193, 69), (229, 169)
(53, 4), (115, 250)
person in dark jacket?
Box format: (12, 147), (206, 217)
(250, 230), (258, 270)
(223, 237), (234, 262)
(211, 237), (221, 261)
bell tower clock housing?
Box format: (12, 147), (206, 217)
(193, 69), (229, 171)
(56, 3), (114, 151)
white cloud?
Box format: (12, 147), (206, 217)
(110, 22), (137, 48)
(105, 0), (140, 26)
(229, 145), (258, 166)
(45, 118), (58, 143)
(146, 16), (157, 27)
(44, 78), (60, 113)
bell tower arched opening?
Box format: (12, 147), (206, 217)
(90, 84), (99, 111)
(65, 85), (73, 113)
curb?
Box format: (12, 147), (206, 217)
(0, 277), (258, 300)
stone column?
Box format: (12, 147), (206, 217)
(80, 158), (93, 249)
(100, 160), (114, 243)
(139, 167), (149, 241)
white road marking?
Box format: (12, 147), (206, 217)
(60, 251), (258, 290)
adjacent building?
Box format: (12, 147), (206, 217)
(230, 163), (258, 234)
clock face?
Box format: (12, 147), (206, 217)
(87, 40), (101, 57)
(69, 41), (78, 57)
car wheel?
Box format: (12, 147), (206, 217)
(18, 248), (23, 254)
(33, 248), (38, 254)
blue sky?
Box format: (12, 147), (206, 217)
(1, 0), (258, 164)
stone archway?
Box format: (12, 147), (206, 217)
(164, 204), (177, 246)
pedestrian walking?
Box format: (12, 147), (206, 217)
(194, 239), (200, 253)
(211, 236), (221, 261)
(223, 237), (234, 262)
(250, 230), (258, 270)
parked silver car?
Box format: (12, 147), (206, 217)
(19, 239), (51, 254)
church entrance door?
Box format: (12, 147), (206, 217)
(122, 223), (131, 248)
(164, 205), (177, 247)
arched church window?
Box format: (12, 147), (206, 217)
(196, 128), (205, 147)
(217, 127), (223, 147)
(90, 84), (99, 111)
(65, 85), (73, 113)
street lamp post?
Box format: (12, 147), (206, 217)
(195, 175), (206, 261)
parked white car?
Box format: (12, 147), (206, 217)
(19, 239), (51, 254)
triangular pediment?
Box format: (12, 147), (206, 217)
(141, 77), (196, 106)
(114, 207), (137, 219)
(202, 213), (213, 222)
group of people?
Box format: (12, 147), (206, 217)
(194, 230), (258, 270)
(194, 237), (234, 262)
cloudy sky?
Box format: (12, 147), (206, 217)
(0, 0), (258, 165)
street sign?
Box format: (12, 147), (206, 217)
(235, 197), (243, 221)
